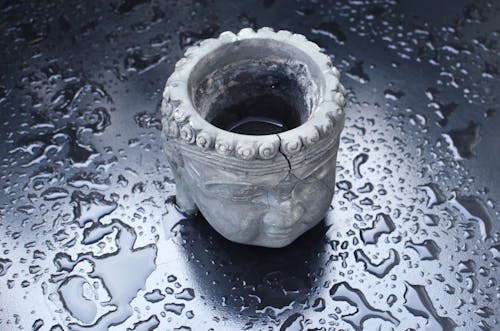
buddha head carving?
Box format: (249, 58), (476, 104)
(162, 28), (345, 247)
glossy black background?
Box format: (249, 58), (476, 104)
(0, 0), (499, 330)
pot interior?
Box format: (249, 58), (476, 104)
(188, 38), (322, 135)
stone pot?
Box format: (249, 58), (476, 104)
(161, 27), (345, 248)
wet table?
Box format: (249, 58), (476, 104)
(0, 0), (499, 330)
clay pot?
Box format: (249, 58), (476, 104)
(162, 27), (345, 248)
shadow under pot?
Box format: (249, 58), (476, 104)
(161, 27), (345, 248)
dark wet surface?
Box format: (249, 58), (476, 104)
(0, 0), (499, 330)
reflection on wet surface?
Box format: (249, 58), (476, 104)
(0, 0), (499, 330)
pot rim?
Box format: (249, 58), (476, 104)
(162, 27), (345, 161)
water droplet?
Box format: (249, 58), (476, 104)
(457, 259), (475, 273)
(68, 172), (110, 191)
(419, 183), (446, 208)
(179, 25), (219, 49)
(434, 102), (457, 127)
(50, 324), (64, 331)
(144, 289), (165, 303)
(312, 297), (325, 312)
(32, 319), (44, 331)
(41, 187), (69, 201)
(58, 276), (97, 324)
(384, 89), (405, 101)
(330, 282), (399, 329)
(71, 191), (117, 227)
(360, 213), (395, 245)
(423, 214), (440, 226)
(443, 121), (480, 160)
(354, 248), (399, 277)
(336, 180), (352, 191)
(490, 244), (500, 261)
(55, 220), (157, 330)
(311, 22), (347, 44)
(0, 258), (13, 276)
(405, 240), (441, 260)
(346, 61), (370, 83)
(353, 153), (368, 179)
(164, 302), (185, 315)
(84, 107), (111, 134)
(343, 191), (359, 201)
(404, 283), (456, 330)
(126, 314), (160, 331)
(114, 0), (149, 14)
(444, 284), (455, 294)
(387, 294), (397, 307)
(175, 288), (195, 301)
(124, 48), (166, 74)
(357, 182), (373, 193)
(19, 19), (47, 44)
(134, 111), (162, 130)
(173, 327), (191, 331)
(474, 307), (494, 318)
(279, 312), (304, 331)
(450, 194), (492, 241)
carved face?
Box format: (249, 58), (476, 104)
(181, 153), (336, 247)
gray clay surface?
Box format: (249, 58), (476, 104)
(162, 28), (345, 247)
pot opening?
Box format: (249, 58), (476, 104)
(188, 38), (321, 135)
